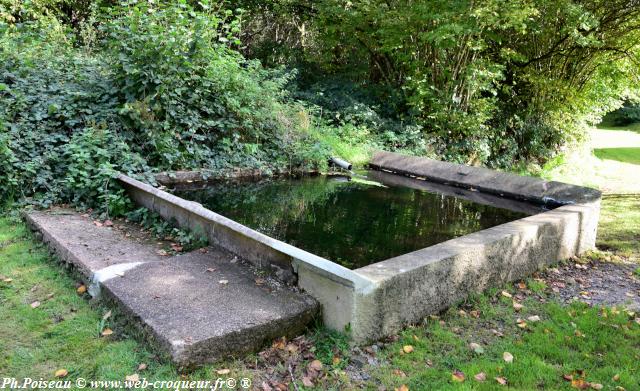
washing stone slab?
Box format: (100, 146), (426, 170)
(23, 209), (319, 367)
(24, 209), (165, 279)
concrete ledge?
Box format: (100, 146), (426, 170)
(118, 174), (374, 289)
(370, 150), (601, 206)
(155, 169), (319, 187)
(23, 209), (320, 367)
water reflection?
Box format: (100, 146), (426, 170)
(174, 172), (533, 269)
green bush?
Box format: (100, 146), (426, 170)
(611, 102), (640, 126)
(100, 1), (323, 172)
(0, 2), (329, 212)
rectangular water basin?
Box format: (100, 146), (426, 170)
(173, 170), (545, 270)
(118, 151), (601, 342)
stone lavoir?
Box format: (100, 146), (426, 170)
(26, 151), (601, 366)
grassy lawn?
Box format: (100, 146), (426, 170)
(1, 202), (639, 390)
(1, 126), (639, 390)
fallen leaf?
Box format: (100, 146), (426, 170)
(46, 293), (54, 300)
(395, 385), (409, 391)
(302, 377), (314, 387)
(261, 382), (273, 391)
(136, 363), (147, 371)
(216, 369), (230, 375)
(458, 310), (467, 317)
(255, 278), (266, 286)
(590, 383), (603, 390)
(517, 281), (527, 290)
(104, 220), (113, 227)
(612, 374), (620, 381)
(571, 379), (590, 389)
(393, 369), (407, 378)
(426, 359), (433, 367)
(470, 310), (480, 318)
(76, 285), (87, 294)
(218, 280), (229, 285)
(54, 369), (68, 378)
(495, 377), (508, 386)
(156, 249), (169, 256)
(451, 370), (465, 383)
(527, 315), (541, 322)
(563, 374), (574, 382)
(30, 301), (41, 309)
(469, 342), (484, 354)
(501, 291), (513, 298)
(503, 352), (514, 363)
(2, 278), (12, 283)
(513, 302), (524, 311)
(206, 268), (215, 272)
(309, 359), (323, 371)
(286, 343), (298, 353)
(402, 345), (414, 354)
(332, 356), (341, 365)
(474, 372), (486, 382)
(125, 374), (139, 382)
(101, 328), (113, 337)
(516, 319), (528, 329)
(272, 337), (286, 349)
(93, 221), (103, 227)
(103, 310), (112, 320)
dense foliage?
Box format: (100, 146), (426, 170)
(237, 0), (640, 167)
(0, 1), (328, 213)
(1, 0), (640, 212)
(608, 101), (640, 126)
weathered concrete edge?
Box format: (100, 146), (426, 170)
(23, 211), (94, 278)
(97, 278), (319, 369)
(117, 173), (374, 291)
(370, 150), (601, 205)
(343, 200), (600, 341)
(155, 168), (320, 186)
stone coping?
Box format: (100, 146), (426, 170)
(369, 151), (601, 206)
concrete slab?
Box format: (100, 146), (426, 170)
(24, 209), (319, 367)
(101, 251), (319, 367)
(24, 209), (165, 278)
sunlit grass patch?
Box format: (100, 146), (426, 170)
(370, 285), (640, 390)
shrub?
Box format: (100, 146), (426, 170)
(0, 2), (330, 212)
(100, 1), (324, 173)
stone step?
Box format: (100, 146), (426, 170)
(24, 209), (319, 368)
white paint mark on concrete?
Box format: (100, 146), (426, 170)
(89, 262), (145, 297)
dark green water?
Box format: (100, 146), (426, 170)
(175, 172), (534, 269)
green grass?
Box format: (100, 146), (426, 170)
(2, 198), (639, 390)
(1, 124), (639, 389)
(0, 213), (246, 383)
(597, 196), (640, 256)
(371, 290), (639, 390)
(594, 147), (640, 165)
(540, 125), (640, 194)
